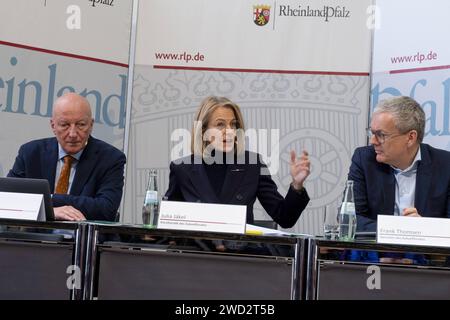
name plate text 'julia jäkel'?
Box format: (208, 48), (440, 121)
(158, 200), (246, 234)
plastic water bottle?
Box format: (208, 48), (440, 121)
(142, 169), (159, 227)
(338, 180), (357, 241)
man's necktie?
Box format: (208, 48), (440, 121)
(55, 155), (74, 194)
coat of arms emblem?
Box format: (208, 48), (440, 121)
(253, 5), (271, 26)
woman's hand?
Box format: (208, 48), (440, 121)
(290, 150), (310, 191)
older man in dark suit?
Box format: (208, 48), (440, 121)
(349, 96), (450, 231)
(8, 93), (126, 221)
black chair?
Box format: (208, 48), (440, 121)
(253, 219), (278, 230)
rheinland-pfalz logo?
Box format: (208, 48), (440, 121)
(89, 0), (114, 8)
(278, 4), (350, 22)
(253, 5), (271, 26)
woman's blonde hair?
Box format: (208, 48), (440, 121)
(191, 96), (246, 157)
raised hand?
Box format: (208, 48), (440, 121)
(290, 150), (310, 191)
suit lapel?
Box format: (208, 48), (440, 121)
(43, 139), (59, 192)
(188, 158), (219, 203)
(70, 137), (98, 195)
(381, 164), (396, 215)
(415, 144), (431, 215)
(220, 162), (246, 203)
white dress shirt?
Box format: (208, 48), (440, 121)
(391, 149), (421, 216)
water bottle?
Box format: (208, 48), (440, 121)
(338, 180), (357, 241)
(142, 169), (159, 227)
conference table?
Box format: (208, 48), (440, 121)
(0, 219), (305, 300)
(1, 218), (449, 300)
(84, 223), (305, 300)
(306, 237), (450, 299)
(0, 218), (87, 300)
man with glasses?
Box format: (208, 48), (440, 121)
(349, 96), (450, 231)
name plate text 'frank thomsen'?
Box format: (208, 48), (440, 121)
(158, 201), (246, 234)
(377, 215), (450, 248)
(0, 191), (45, 221)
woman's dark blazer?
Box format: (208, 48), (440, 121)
(165, 151), (309, 228)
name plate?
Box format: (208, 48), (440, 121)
(158, 200), (246, 234)
(377, 215), (450, 248)
(0, 191), (45, 221)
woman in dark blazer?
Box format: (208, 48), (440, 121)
(165, 96), (311, 229)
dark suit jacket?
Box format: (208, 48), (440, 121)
(165, 151), (310, 228)
(8, 136), (126, 221)
(349, 144), (450, 231)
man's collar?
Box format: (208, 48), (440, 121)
(58, 144), (85, 161)
(391, 147), (421, 174)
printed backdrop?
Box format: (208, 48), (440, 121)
(0, 0), (132, 177)
(371, 0), (450, 150)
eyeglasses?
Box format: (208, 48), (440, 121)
(366, 128), (407, 144)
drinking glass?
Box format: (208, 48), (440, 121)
(323, 204), (339, 240)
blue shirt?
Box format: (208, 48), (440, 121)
(391, 149), (421, 216)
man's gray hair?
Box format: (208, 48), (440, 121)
(373, 96), (425, 142)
